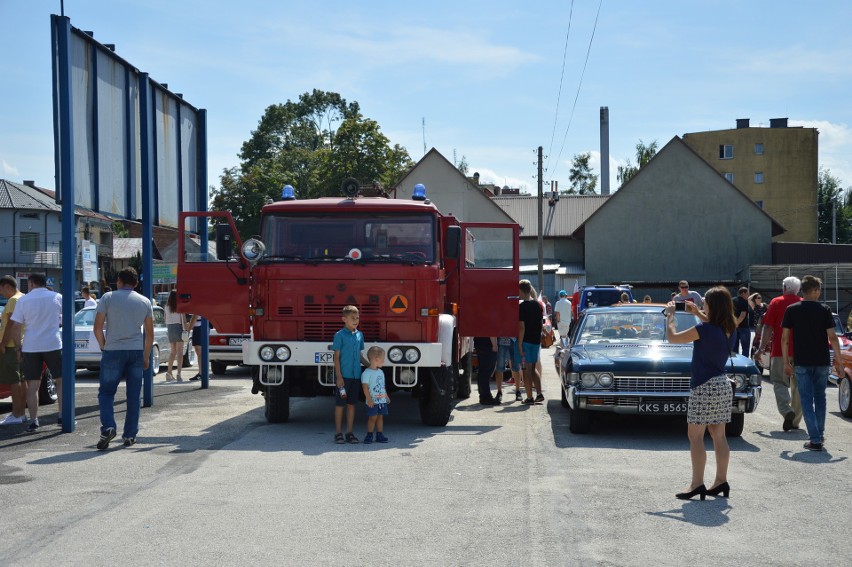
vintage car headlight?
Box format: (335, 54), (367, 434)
(388, 347), (404, 363)
(581, 373), (597, 388)
(568, 372), (580, 385)
(259, 346), (275, 362)
(275, 346), (291, 361)
(729, 374), (746, 390)
(404, 348), (420, 363)
(598, 373), (614, 387)
(748, 374), (762, 386)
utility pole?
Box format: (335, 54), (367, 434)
(832, 197), (837, 244)
(537, 146), (544, 294)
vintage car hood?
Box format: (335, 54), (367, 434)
(567, 343), (757, 374)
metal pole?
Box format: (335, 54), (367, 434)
(139, 73), (155, 407)
(537, 146), (544, 294)
(198, 109), (210, 389)
(832, 197), (836, 244)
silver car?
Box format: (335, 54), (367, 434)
(74, 306), (196, 372)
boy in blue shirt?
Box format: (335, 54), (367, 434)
(361, 346), (389, 444)
(333, 305), (368, 444)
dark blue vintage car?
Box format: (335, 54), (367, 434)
(556, 304), (762, 437)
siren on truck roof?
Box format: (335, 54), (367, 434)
(281, 184), (296, 200)
(412, 183), (427, 201)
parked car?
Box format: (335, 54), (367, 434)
(829, 313), (852, 418)
(577, 285), (634, 314)
(208, 327), (250, 375)
(0, 364), (57, 406)
(558, 304), (762, 437)
(74, 306), (195, 372)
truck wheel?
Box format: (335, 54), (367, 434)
(568, 405), (591, 433)
(838, 377), (852, 418)
(265, 382), (290, 423)
(419, 367), (453, 426)
(38, 367), (58, 406)
(211, 361), (228, 376)
(455, 354), (471, 400)
(725, 413), (745, 437)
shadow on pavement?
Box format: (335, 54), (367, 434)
(646, 499), (733, 527)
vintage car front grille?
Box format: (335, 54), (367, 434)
(613, 396), (688, 407)
(614, 376), (691, 393)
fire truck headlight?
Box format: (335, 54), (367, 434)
(388, 347), (404, 363)
(275, 346), (291, 362)
(259, 346), (275, 362)
(404, 348), (420, 363)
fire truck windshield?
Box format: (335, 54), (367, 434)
(261, 213), (436, 264)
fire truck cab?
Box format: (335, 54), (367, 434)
(177, 182), (519, 426)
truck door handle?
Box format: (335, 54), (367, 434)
(179, 294), (191, 301)
(507, 295), (519, 300)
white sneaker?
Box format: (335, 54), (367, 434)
(0, 414), (24, 425)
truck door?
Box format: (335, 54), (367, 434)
(457, 222), (520, 337)
(177, 212), (250, 334)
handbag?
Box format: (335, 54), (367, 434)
(181, 330), (191, 342)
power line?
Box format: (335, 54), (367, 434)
(545, 0), (575, 174)
(549, 0), (603, 181)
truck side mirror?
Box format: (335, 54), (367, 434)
(215, 224), (233, 260)
(444, 226), (461, 260)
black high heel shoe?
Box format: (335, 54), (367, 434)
(675, 484), (706, 501)
(706, 482), (730, 497)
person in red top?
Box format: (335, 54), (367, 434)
(755, 276), (802, 431)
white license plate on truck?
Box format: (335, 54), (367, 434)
(315, 351), (334, 363)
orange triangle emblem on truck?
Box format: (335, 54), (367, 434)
(389, 295), (408, 313)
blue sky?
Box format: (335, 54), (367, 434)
(2, 0), (851, 197)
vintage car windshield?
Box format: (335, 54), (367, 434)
(582, 289), (625, 308)
(261, 213), (435, 263)
(576, 310), (701, 345)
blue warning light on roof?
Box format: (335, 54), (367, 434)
(281, 185), (296, 200)
(412, 183), (427, 201)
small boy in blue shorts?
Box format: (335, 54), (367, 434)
(333, 305), (368, 444)
(361, 346), (389, 444)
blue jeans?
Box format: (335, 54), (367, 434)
(736, 327), (751, 356)
(98, 350), (144, 438)
(794, 365), (829, 444)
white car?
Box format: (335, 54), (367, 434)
(74, 306), (196, 372)
(208, 327), (250, 375)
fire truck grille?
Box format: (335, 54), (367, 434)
(303, 321), (381, 342)
(304, 303), (381, 316)
(277, 307), (294, 316)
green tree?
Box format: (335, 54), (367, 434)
(211, 90), (413, 236)
(567, 152), (598, 194)
(817, 167), (852, 243)
(617, 139), (658, 187)
(456, 155), (469, 176)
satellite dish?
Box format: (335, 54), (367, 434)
(341, 177), (360, 198)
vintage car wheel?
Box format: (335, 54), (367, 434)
(211, 361), (229, 376)
(725, 413), (745, 437)
(568, 405), (591, 434)
(38, 367), (58, 406)
(419, 367), (453, 426)
(560, 382), (569, 408)
(151, 345), (161, 374)
(839, 376), (852, 418)
(265, 381), (290, 423)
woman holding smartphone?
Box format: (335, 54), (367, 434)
(665, 287), (737, 500)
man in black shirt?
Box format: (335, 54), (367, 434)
(781, 275), (842, 451)
(518, 280), (544, 405)
(733, 287), (753, 355)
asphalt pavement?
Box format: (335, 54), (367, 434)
(0, 355), (850, 566)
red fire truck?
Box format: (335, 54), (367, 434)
(176, 181), (519, 426)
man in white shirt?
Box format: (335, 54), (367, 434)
(82, 286), (98, 308)
(8, 273), (63, 431)
(553, 290), (573, 340)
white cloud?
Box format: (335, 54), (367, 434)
(472, 167), (530, 194)
(791, 119), (852, 187)
(1, 159), (20, 177)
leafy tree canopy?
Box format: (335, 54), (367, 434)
(567, 152), (598, 195)
(617, 139), (658, 187)
(817, 167), (852, 243)
(211, 90), (414, 236)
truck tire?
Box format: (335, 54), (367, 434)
(211, 361), (228, 376)
(419, 367), (453, 426)
(725, 413), (745, 437)
(568, 405), (591, 433)
(39, 367), (58, 406)
(265, 382), (290, 423)
(839, 376), (852, 418)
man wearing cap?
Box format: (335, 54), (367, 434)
(553, 290), (573, 340)
(673, 280), (704, 308)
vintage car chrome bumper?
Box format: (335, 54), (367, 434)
(565, 385), (761, 414)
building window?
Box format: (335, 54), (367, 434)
(20, 232), (38, 253)
(754, 143), (764, 155)
(724, 173), (734, 183)
(755, 172), (764, 184)
(719, 144), (734, 159)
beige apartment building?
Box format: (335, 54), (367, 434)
(683, 118), (817, 242)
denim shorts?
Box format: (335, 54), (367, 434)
(496, 343), (521, 372)
(366, 403), (389, 416)
(335, 378), (361, 407)
(521, 342), (541, 364)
